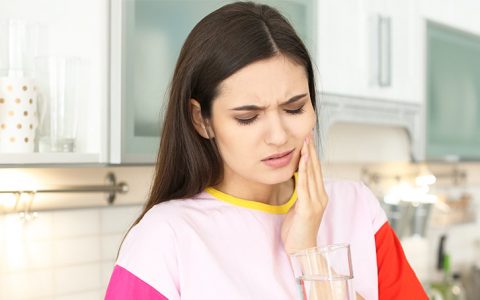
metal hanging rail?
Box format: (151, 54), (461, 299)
(0, 173), (128, 204)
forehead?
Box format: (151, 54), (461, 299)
(216, 55), (308, 105)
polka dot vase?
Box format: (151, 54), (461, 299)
(0, 77), (38, 153)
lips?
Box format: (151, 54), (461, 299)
(262, 149), (294, 161)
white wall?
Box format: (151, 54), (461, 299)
(324, 123), (411, 163)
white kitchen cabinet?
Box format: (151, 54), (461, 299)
(0, 0), (315, 165)
(0, 0), (109, 165)
(316, 0), (419, 103)
(110, 0), (316, 164)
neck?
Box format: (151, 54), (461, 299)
(213, 169), (294, 206)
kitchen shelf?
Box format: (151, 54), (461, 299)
(0, 153), (101, 165)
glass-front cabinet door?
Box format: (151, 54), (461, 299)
(426, 22), (480, 161)
(110, 0), (316, 164)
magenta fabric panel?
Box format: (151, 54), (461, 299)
(105, 265), (169, 300)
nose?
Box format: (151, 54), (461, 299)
(264, 113), (288, 146)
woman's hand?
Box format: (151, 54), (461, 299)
(281, 136), (365, 300)
(281, 132), (328, 254)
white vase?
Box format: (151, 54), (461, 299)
(0, 76), (38, 153)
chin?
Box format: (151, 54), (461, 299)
(261, 167), (296, 185)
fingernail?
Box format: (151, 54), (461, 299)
(304, 136), (308, 145)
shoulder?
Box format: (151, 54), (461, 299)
(121, 192), (221, 246)
(323, 179), (387, 231)
(144, 191), (223, 225)
(114, 200), (190, 300)
(114, 196), (213, 293)
(324, 179), (373, 200)
(322, 179), (371, 212)
(117, 203), (179, 265)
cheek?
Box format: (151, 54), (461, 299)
(213, 120), (257, 160)
(309, 111), (317, 132)
(291, 108), (316, 138)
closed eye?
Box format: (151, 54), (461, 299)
(285, 105), (305, 115)
(236, 115), (258, 125)
(236, 105), (305, 125)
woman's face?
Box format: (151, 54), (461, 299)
(210, 55), (316, 185)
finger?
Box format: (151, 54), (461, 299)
(305, 136), (318, 205)
(308, 132), (325, 192)
(296, 138), (310, 209)
(308, 133), (328, 208)
(305, 136), (319, 206)
(306, 133), (320, 189)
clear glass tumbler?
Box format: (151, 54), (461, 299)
(34, 56), (80, 152)
(290, 244), (354, 300)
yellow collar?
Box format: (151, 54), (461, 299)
(204, 173), (297, 214)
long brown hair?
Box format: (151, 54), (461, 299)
(133, 1), (317, 226)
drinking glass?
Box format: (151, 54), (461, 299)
(34, 56), (80, 152)
(290, 244), (354, 300)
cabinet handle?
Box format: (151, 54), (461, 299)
(378, 15), (391, 87)
(370, 15), (392, 87)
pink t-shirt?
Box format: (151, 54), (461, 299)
(106, 180), (388, 299)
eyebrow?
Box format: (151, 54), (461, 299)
(229, 93), (308, 111)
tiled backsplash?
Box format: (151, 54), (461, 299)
(0, 205), (142, 300)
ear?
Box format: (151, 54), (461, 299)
(190, 99), (214, 139)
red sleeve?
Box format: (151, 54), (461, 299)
(375, 222), (428, 300)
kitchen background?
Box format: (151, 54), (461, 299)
(0, 0), (479, 299)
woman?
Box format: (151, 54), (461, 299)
(105, 2), (427, 299)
